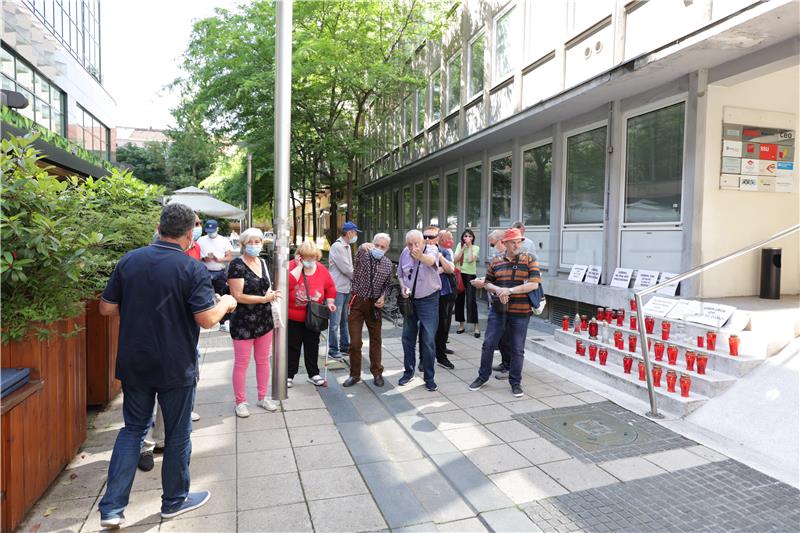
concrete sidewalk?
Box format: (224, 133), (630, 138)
(17, 325), (800, 532)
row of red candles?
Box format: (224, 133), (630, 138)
(562, 312), (740, 356)
(574, 337), (709, 373)
(573, 339), (693, 397)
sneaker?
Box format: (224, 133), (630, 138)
(445, 348), (455, 354)
(100, 514), (125, 529)
(287, 378), (293, 388)
(511, 384), (524, 398)
(137, 451), (154, 472)
(398, 375), (412, 386)
(492, 363), (508, 372)
(257, 399), (278, 412)
(329, 352), (344, 361)
(219, 321), (229, 332)
(468, 378), (487, 391)
(426, 382), (438, 392)
(494, 371), (509, 380)
(191, 411), (200, 422)
(234, 403), (250, 418)
(308, 375), (325, 386)
(161, 491), (212, 519)
(437, 358), (455, 370)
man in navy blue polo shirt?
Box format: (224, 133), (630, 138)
(97, 203), (237, 528)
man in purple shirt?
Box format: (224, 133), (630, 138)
(397, 228), (441, 391)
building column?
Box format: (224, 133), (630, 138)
(548, 122), (565, 274)
(604, 100), (624, 283)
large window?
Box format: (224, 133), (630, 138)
(383, 192), (390, 229)
(565, 126), (607, 225)
(430, 69), (441, 123)
(465, 164), (482, 228)
(1, 46), (65, 135)
(415, 182), (424, 229)
(393, 189), (400, 229)
(403, 187), (412, 228)
(429, 177), (440, 226)
(446, 171), (459, 229)
(468, 32), (484, 99)
(490, 155), (512, 227)
(625, 102), (685, 224)
(447, 53), (461, 114)
(523, 143), (552, 226)
(494, 5), (517, 81)
(23, 0), (102, 82)
(74, 105), (110, 161)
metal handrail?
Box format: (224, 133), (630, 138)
(634, 223), (800, 418)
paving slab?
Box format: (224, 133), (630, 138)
(235, 410), (286, 432)
(357, 461), (432, 529)
(236, 427), (291, 453)
(441, 426), (502, 451)
(191, 431), (236, 458)
(489, 466), (569, 504)
(423, 409), (479, 431)
(484, 420), (541, 443)
(238, 502), (313, 532)
(480, 507), (541, 533)
(598, 456), (669, 482)
(294, 441), (355, 470)
(17, 495), (98, 533)
(685, 444), (729, 462)
(307, 493), (387, 533)
(509, 438), (572, 465)
(288, 424), (343, 447)
(446, 392), (496, 409)
(236, 472), (304, 511)
(538, 458), (619, 492)
(504, 398), (551, 414)
(537, 394), (586, 409)
(82, 489), (163, 531)
(464, 443), (533, 475)
(237, 448), (297, 478)
(336, 421), (390, 464)
(300, 465), (370, 500)
(396, 458), (474, 523)
(464, 404), (513, 424)
(396, 414), (461, 455)
(429, 452), (515, 513)
(643, 448), (710, 472)
(436, 517), (490, 532)
(284, 407), (335, 427)
(161, 511), (236, 532)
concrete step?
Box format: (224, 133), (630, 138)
(527, 336), (709, 418)
(553, 331), (736, 398)
(557, 324), (761, 378)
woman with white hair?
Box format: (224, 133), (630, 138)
(226, 227), (280, 418)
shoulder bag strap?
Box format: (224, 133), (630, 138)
(410, 260), (420, 299)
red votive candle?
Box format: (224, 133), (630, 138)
(666, 370), (677, 392)
(706, 331), (717, 351)
(588, 319), (599, 339)
(630, 315), (638, 331)
(685, 350), (696, 372)
(645, 316), (655, 334)
(580, 315), (589, 331)
(697, 335), (705, 348)
(599, 348), (608, 366)
(575, 339), (584, 355)
(605, 309), (613, 323)
(667, 345), (679, 365)
(628, 334), (638, 353)
(652, 365), (663, 387)
(680, 374), (691, 397)
(661, 321), (671, 341)
(588, 344), (598, 361)
(654, 342), (665, 361)
(729, 335), (739, 356)
(562, 315), (570, 331)
(696, 354), (708, 375)
(638, 361), (646, 381)
(630, 298), (637, 312)
(597, 307), (605, 320)
(623, 355), (633, 374)
(615, 337), (624, 350)
(616, 309), (624, 327)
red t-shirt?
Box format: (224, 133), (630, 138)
(287, 259), (336, 323)
(185, 242), (202, 260)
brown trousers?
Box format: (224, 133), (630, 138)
(347, 295), (384, 379)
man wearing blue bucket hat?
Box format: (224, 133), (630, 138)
(327, 221), (361, 360)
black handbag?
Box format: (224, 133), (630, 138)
(398, 260), (420, 318)
(303, 272), (330, 333)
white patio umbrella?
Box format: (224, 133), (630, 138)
(165, 186), (246, 219)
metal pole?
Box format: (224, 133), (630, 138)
(635, 294), (662, 419)
(270, 0), (292, 402)
(246, 152), (253, 228)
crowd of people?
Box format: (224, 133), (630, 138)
(96, 202), (542, 528)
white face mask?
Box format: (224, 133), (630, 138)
(349, 234), (358, 244)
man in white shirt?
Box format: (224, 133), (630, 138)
(327, 221), (360, 360)
(197, 219), (234, 296)
(512, 221), (537, 259)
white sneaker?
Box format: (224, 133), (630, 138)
(287, 378), (293, 388)
(257, 399), (278, 412)
(307, 375), (325, 386)
(219, 321), (230, 332)
(100, 515), (125, 529)
(191, 411), (200, 422)
(234, 403), (250, 418)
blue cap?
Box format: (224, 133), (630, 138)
(342, 221), (361, 233)
(204, 219), (218, 232)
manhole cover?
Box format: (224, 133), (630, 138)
(536, 412), (650, 452)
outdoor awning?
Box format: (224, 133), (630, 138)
(166, 186), (245, 219)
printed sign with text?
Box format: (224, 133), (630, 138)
(633, 270), (660, 290)
(584, 265), (602, 285)
(610, 268), (634, 288)
(568, 264), (588, 283)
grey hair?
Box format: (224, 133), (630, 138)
(405, 229), (423, 244)
(488, 229), (505, 244)
(159, 203), (196, 238)
(373, 232), (391, 245)
(512, 221), (525, 231)
(239, 227), (265, 251)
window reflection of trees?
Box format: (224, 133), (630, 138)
(523, 144), (552, 227)
(566, 126), (607, 225)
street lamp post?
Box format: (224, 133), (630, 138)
(246, 152), (253, 228)
(271, 0), (292, 402)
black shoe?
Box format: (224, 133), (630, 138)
(468, 378), (486, 391)
(437, 358), (455, 370)
(373, 375), (385, 387)
(398, 375), (412, 386)
(343, 376), (361, 387)
(418, 365), (423, 372)
(138, 451), (154, 472)
(492, 363), (508, 372)
(511, 384), (524, 398)
(495, 371), (509, 380)
(153, 444), (164, 454)
(426, 382), (438, 392)
(445, 348), (454, 355)
(474, 332), (481, 338)
(456, 329), (465, 334)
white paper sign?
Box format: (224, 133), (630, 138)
(633, 270), (660, 290)
(656, 272), (679, 296)
(666, 299), (704, 321)
(642, 296), (678, 318)
(684, 302), (737, 328)
(584, 265), (602, 285)
(610, 268), (634, 288)
(568, 264), (588, 282)
(722, 140), (742, 157)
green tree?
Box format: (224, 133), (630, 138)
(116, 142), (168, 186)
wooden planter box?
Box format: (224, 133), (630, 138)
(0, 314), (87, 533)
(85, 299), (121, 406)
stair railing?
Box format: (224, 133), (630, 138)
(634, 223), (800, 419)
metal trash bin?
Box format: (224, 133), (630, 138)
(759, 248), (781, 300)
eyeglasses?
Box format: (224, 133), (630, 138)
(423, 235), (437, 240)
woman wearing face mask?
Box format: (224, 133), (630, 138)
(287, 239), (337, 387)
(226, 228), (281, 418)
(454, 229), (480, 337)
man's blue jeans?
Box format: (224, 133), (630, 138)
(401, 293), (439, 387)
(328, 292), (351, 356)
(99, 383), (196, 518)
(478, 309), (530, 386)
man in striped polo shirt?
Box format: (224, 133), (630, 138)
(468, 228), (541, 397)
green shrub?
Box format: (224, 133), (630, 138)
(1, 134), (163, 342)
